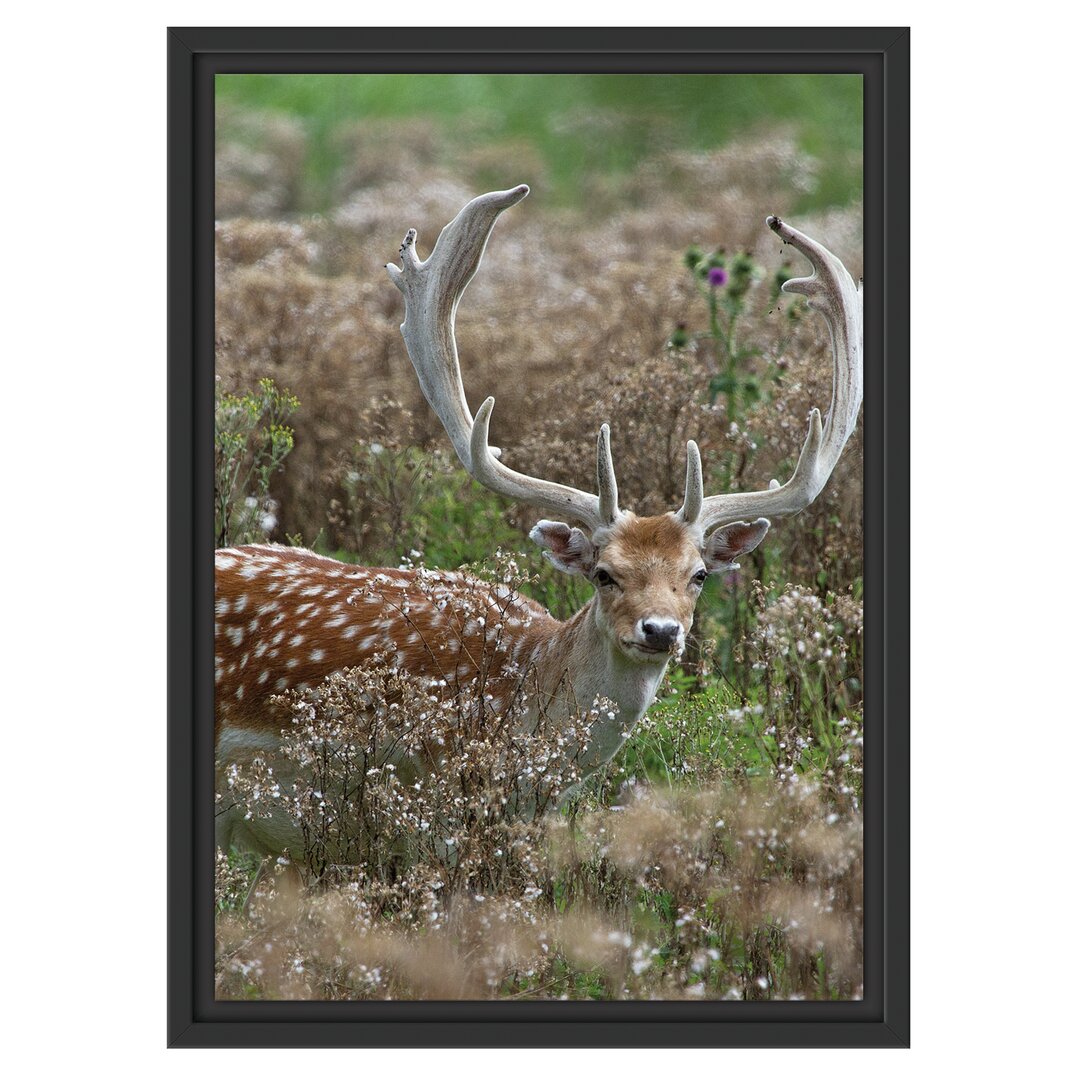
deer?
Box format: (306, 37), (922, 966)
(214, 184), (862, 857)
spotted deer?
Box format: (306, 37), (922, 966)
(215, 185), (862, 854)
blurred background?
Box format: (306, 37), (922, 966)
(216, 74), (862, 215)
(214, 73), (866, 1002)
(215, 72), (862, 586)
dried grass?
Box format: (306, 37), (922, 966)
(214, 115), (864, 1003)
(215, 125), (862, 559)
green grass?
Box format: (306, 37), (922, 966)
(216, 73), (862, 212)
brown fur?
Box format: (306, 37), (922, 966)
(592, 513), (706, 653)
(215, 516), (708, 751)
(610, 514), (692, 556)
(214, 544), (557, 740)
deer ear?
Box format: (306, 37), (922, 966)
(704, 518), (770, 573)
(529, 520), (598, 576)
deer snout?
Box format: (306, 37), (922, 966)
(638, 617), (682, 652)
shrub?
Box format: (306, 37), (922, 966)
(216, 560), (863, 1001)
(213, 116), (864, 1004)
(214, 127), (862, 559)
(214, 377), (299, 547)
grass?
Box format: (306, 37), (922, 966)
(216, 73), (862, 212)
(214, 538), (864, 1002)
(213, 79), (864, 1001)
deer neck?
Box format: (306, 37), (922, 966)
(531, 597), (670, 771)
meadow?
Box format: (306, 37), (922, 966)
(213, 73), (865, 1001)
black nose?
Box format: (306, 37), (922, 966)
(642, 619), (680, 650)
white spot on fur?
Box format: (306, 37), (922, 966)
(310, 648), (326, 662)
(226, 626), (244, 647)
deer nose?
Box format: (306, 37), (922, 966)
(640, 618), (681, 650)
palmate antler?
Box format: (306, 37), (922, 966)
(677, 215), (864, 534)
(387, 187), (862, 538)
(386, 185), (619, 533)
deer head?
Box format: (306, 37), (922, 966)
(387, 185), (862, 664)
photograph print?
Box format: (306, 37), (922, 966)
(212, 71), (866, 1003)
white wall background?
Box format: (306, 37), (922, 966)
(2, 2), (1074, 1074)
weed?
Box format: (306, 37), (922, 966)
(214, 377), (298, 547)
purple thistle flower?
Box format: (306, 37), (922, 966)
(707, 266), (729, 288)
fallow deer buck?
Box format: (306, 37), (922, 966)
(215, 184), (862, 854)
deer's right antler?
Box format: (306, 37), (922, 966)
(387, 185), (620, 533)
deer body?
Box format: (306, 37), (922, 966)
(215, 185), (863, 857)
(215, 514), (701, 766)
(214, 524), (679, 853)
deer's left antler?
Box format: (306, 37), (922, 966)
(678, 215), (863, 534)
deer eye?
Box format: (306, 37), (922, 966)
(593, 568), (618, 589)
(691, 568), (708, 588)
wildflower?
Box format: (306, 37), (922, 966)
(707, 266), (729, 288)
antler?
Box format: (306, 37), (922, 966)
(678, 215), (863, 534)
(387, 185), (619, 533)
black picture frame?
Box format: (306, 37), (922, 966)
(168, 26), (910, 1048)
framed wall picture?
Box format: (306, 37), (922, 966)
(168, 25), (909, 1047)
